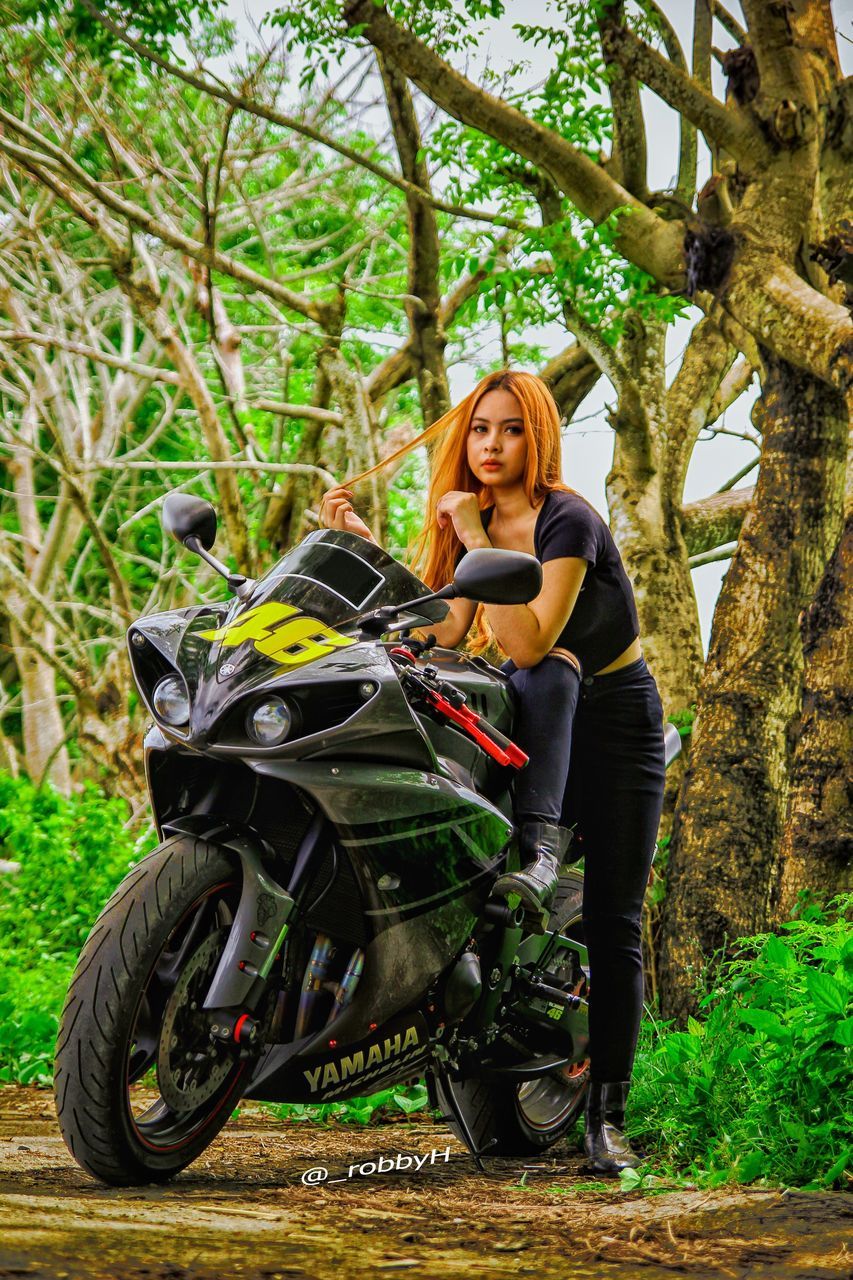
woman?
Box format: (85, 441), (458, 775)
(319, 370), (666, 1174)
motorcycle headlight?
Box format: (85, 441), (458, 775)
(248, 696), (293, 746)
(152, 674), (190, 727)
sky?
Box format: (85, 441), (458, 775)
(208, 0), (852, 655)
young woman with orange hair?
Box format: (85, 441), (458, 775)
(319, 370), (666, 1174)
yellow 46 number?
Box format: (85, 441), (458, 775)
(197, 602), (356, 668)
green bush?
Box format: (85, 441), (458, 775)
(260, 1082), (433, 1126)
(0, 772), (154, 1084)
(0, 951), (76, 1085)
(0, 772), (153, 954)
(629, 893), (853, 1189)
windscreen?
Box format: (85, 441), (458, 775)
(235, 529), (449, 630)
(182, 530), (450, 689)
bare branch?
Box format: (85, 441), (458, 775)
(599, 21), (766, 165)
(599, 0), (647, 199)
(689, 541), (737, 566)
(378, 49), (450, 425)
(342, 0), (685, 287)
(73, 4), (533, 235)
(664, 316), (735, 499)
(0, 329), (181, 384)
(716, 456), (760, 492)
(680, 485), (754, 555)
(252, 399), (343, 425)
(713, 2), (746, 46)
(0, 110), (333, 326)
(706, 358), (755, 424)
(539, 342), (600, 420)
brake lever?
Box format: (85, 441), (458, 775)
(396, 633), (437, 657)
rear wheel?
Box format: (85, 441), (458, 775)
(429, 867), (590, 1157)
(54, 836), (261, 1185)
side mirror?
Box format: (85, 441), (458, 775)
(162, 493), (217, 550)
(453, 547), (542, 604)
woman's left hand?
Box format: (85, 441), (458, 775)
(435, 491), (484, 547)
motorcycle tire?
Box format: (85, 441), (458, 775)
(54, 835), (254, 1186)
(428, 867), (589, 1158)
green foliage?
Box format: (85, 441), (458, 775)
(0, 771), (154, 1084)
(386, 453), (429, 561)
(0, 772), (154, 954)
(270, 0), (508, 83)
(9, 0), (229, 67)
(667, 703), (697, 738)
(0, 953), (76, 1086)
(629, 894), (853, 1190)
(261, 1081), (432, 1125)
(273, 0), (689, 338)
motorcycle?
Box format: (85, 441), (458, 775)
(53, 492), (682, 1186)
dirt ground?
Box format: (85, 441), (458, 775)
(0, 1087), (850, 1280)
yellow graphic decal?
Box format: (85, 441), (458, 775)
(198, 602), (300, 647)
(197, 600), (356, 668)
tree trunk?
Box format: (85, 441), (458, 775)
(321, 351), (388, 543)
(377, 51), (451, 431)
(605, 317), (734, 850)
(659, 354), (848, 1019)
(609, 453), (704, 681)
(77, 650), (145, 802)
(8, 618), (71, 795)
(769, 513), (853, 920)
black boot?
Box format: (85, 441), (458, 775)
(582, 1080), (642, 1175)
(491, 821), (571, 933)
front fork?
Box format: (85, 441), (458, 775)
(163, 810), (327, 1046)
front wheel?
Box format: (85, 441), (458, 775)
(428, 867), (590, 1157)
(54, 835), (258, 1185)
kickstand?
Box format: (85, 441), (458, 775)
(436, 1063), (498, 1173)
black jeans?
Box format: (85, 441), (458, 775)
(500, 653), (666, 1082)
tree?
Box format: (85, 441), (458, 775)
(91, 1), (760, 722)
(0, 18), (555, 784)
(256, 0), (852, 1014)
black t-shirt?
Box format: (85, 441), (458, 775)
(454, 488), (640, 674)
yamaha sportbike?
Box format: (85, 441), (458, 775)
(54, 493), (681, 1185)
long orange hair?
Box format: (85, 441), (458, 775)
(341, 369), (572, 656)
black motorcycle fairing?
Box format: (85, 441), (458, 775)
(129, 529), (449, 755)
(248, 759), (512, 920)
(245, 1007), (433, 1105)
(128, 604), (227, 726)
(248, 528), (448, 617)
(198, 529), (448, 689)
(194, 642), (437, 769)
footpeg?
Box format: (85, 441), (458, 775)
(518, 974), (583, 1010)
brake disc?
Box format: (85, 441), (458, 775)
(157, 927), (234, 1111)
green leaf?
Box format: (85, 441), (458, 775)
(806, 971), (849, 1015)
(738, 1008), (788, 1038)
(820, 1147), (851, 1187)
(734, 1150), (765, 1183)
(764, 933), (795, 969)
(831, 1016), (853, 1046)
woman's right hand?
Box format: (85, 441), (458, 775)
(319, 486), (377, 542)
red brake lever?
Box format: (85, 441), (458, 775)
(424, 689), (528, 769)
